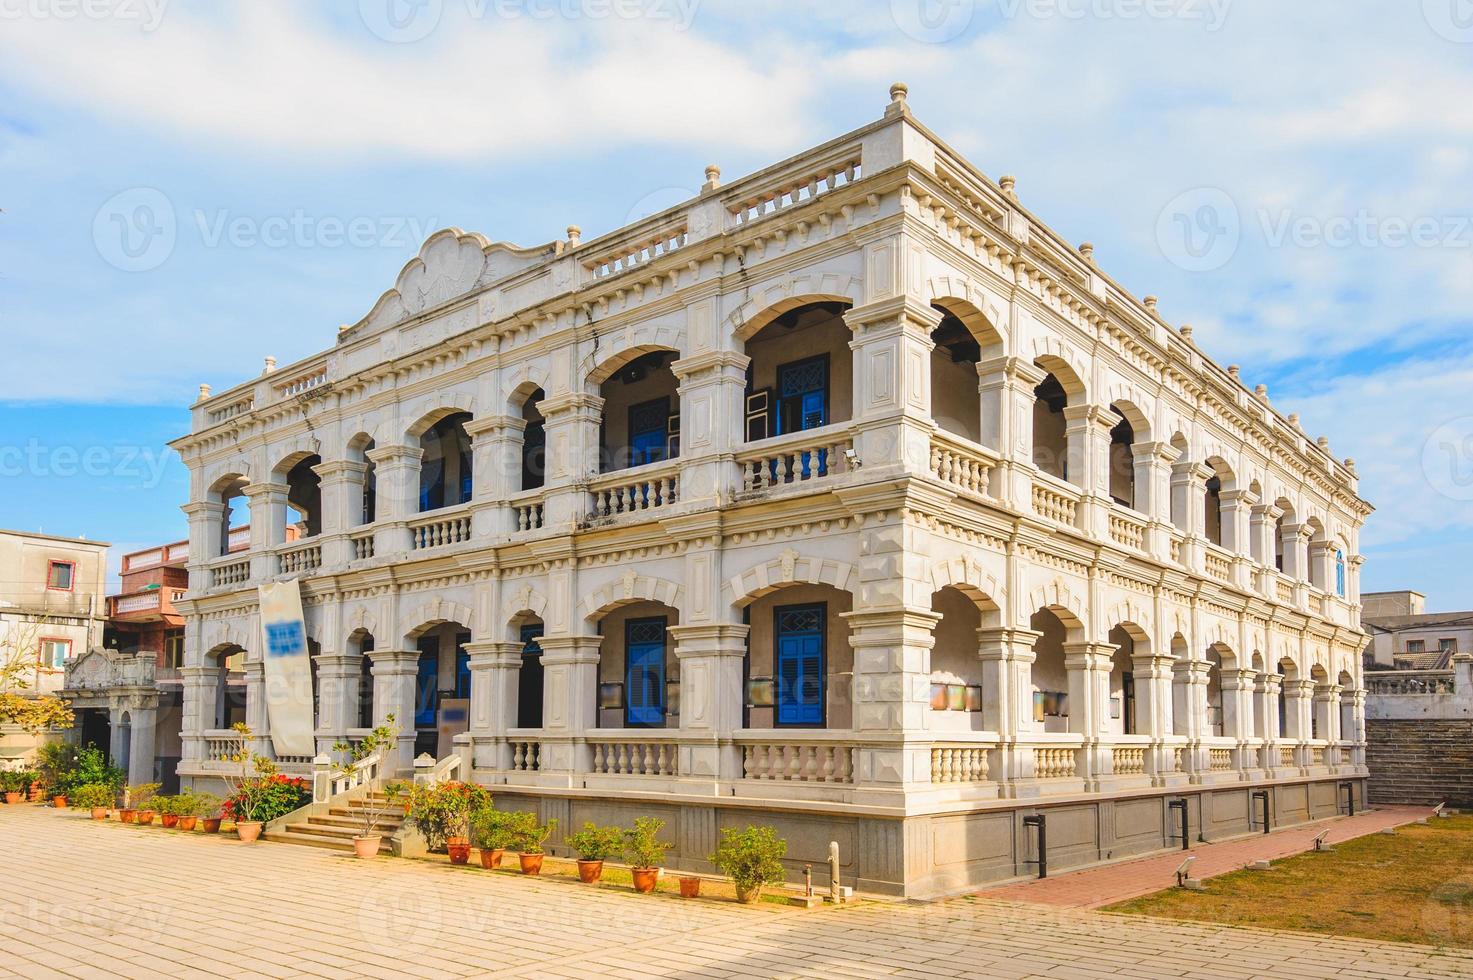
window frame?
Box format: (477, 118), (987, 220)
(46, 560), (76, 592)
(627, 396), (672, 468)
(623, 616), (668, 728)
(775, 354), (830, 436)
(37, 636), (72, 672)
(772, 601), (827, 729)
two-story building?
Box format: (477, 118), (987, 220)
(170, 86), (1373, 897)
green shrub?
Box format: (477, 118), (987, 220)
(35, 742), (79, 794)
(566, 822), (624, 861)
(402, 781), (491, 850)
(469, 806), (514, 851)
(69, 746), (124, 795)
(189, 791), (221, 818)
(504, 810), (557, 855)
(710, 825), (787, 896)
(623, 816), (674, 870)
(72, 784), (115, 809)
(126, 782), (161, 810)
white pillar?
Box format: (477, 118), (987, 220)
(1062, 406), (1118, 539)
(366, 446), (421, 556)
(1063, 641), (1113, 786)
(535, 635), (601, 775)
(1131, 652), (1176, 782)
(369, 650), (419, 774)
(979, 357), (1047, 511)
(669, 623), (749, 780)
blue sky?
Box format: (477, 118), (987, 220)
(3, 1), (1473, 604)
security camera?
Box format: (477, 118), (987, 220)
(843, 448), (861, 468)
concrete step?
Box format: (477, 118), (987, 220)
(301, 815), (403, 834)
(263, 829), (355, 851)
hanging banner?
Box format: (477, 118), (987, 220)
(258, 580), (316, 759)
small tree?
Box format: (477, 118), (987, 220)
(710, 825), (787, 903)
(469, 806), (514, 852)
(566, 822), (624, 862)
(505, 810), (557, 855)
(330, 713), (404, 839)
(623, 816), (674, 870)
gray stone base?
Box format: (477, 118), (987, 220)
(489, 776), (1367, 899)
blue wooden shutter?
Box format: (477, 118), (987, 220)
(775, 605), (825, 726)
(625, 617), (667, 726)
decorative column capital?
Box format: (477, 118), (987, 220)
(535, 634), (602, 666)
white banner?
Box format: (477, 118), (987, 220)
(258, 580), (315, 759)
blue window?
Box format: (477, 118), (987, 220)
(415, 637), (439, 727)
(1335, 551), (1346, 597)
(776, 355), (828, 435)
(775, 604), (825, 726)
(628, 397), (670, 467)
(624, 617), (667, 727)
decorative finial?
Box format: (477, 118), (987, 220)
(1344, 457), (1356, 472)
(263, 356), (276, 374)
(998, 174), (1017, 199)
(889, 81), (908, 105)
(1227, 364), (1240, 378)
(1255, 384), (1269, 400)
(566, 225), (581, 246)
(1288, 412), (1300, 428)
(1144, 295), (1159, 312)
(1317, 435), (1330, 450)
(197, 383), (211, 402)
(1179, 324), (1192, 340)
(1078, 242), (1094, 261)
(703, 164), (721, 191)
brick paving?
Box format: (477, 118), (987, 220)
(1, 804), (1469, 979)
(978, 805), (1437, 909)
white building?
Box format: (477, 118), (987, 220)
(172, 86), (1373, 896)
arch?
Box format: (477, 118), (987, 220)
(725, 279), (862, 344)
(503, 364), (552, 412)
(1104, 601), (1154, 647)
(930, 290), (1006, 351)
(403, 597), (475, 645)
(206, 467), (252, 499)
(928, 558), (1003, 615)
(1026, 579), (1087, 634)
(584, 332), (682, 387)
(1030, 336), (1088, 398)
(580, 571), (686, 623)
(501, 583), (549, 636)
(406, 403), (474, 442)
(1107, 396), (1153, 443)
(726, 549), (860, 608)
(270, 446), (320, 480)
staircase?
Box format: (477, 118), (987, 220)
(263, 792), (406, 852)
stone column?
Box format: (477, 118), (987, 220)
(312, 653), (362, 755)
(1172, 657), (1210, 776)
(244, 483), (288, 579)
(1220, 667), (1257, 775)
(535, 635), (601, 776)
(1131, 652), (1178, 783)
(671, 351), (750, 508)
(669, 623), (749, 780)
(536, 393), (603, 530)
(463, 640), (522, 770)
(1259, 671), (1284, 771)
(312, 459), (367, 567)
(126, 702), (159, 786)
(365, 446), (421, 556)
(182, 499), (226, 564)
(1348, 685), (1369, 769)
(1063, 641), (1114, 787)
(1250, 503), (1282, 593)
(844, 297), (943, 482)
(1131, 441), (1180, 560)
(978, 357), (1047, 511)
(1220, 488), (1257, 589)
(242, 657), (272, 756)
(178, 663), (215, 765)
(1283, 678), (1314, 767)
(465, 416), (520, 538)
(1313, 682), (1340, 759)
(368, 650), (420, 775)
(1280, 522), (1311, 583)
(977, 627), (1040, 790)
(844, 607), (939, 797)
(1062, 406), (1119, 540)
(1169, 461), (1209, 570)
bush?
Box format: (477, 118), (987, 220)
(469, 806), (514, 851)
(72, 783), (115, 809)
(126, 782), (161, 810)
(223, 774), (310, 824)
(35, 742), (79, 794)
(623, 816), (674, 870)
(189, 791), (221, 818)
(69, 746), (124, 795)
(504, 810), (557, 855)
(710, 825), (787, 897)
(566, 822), (624, 862)
(154, 794), (195, 817)
(403, 781), (491, 850)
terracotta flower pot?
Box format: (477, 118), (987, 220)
(736, 883), (763, 905)
(236, 820), (263, 843)
(90, 807), (109, 821)
(679, 876), (702, 898)
(136, 810), (155, 825)
(29, 786), (43, 802)
(119, 809), (136, 824)
(353, 835), (382, 859)
(4, 792), (20, 805)
(518, 852), (544, 875)
(201, 817), (221, 834)
(161, 814), (179, 829)
(178, 816), (197, 832)
(447, 837), (471, 865)
(53, 796), (67, 809)
(631, 868), (659, 894)
(576, 859), (604, 884)
(479, 848), (503, 870)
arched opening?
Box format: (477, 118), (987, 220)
(349, 629), (375, 730)
(1204, 647), (1225, 737)
(1274, 498), (1296, 573)
(212, 475), (251, 557)
(1032, 372), (1069, 480)
(742, 583), (854, 730)
(1277, 658), (1297, 739)
(418, 412), (473, 512)
(1170, 634), (1191, 737)
(929, 307), (982, 444)
(1203, 467), (1226, 547)
(1108, 409), (1137, 509)
(514, 615), (545, 728)
(518, 388), (546, 491)
(277, 453), (323, 541)
(408, 620), (472, 757)
(929, 587), (994, 732)
(348, 434), (377, 526)
(592, 601), (681, 729)
(1310, 664), (1329, 739)
(207, 645), (247, 729)
(1107, 625), (1145, 735)
(1167, 433), (1190, 531)
(1027, 607), (1076, 734)
(596, 350), (680, 473)
(1306, 518), (1329, 591)
(742, 302), (854, 442)
(1335, 548), (1347, 597)
(1337, 669), (1355, 743)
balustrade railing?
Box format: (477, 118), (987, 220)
(409, 511), (472, 550)
(277, 541), (322, 576)
(1112, 745), (1146, 776)
(589, 738), (679, 777)
(202, 730), (244, 767)
(727, 155), (862, 227)
(1108, 511), (1147, 551)
(1279, 745), (1296, 766)
(931, 745), (991, 784)
(740, 739), (853, 784)
(736, 428), (853, 496)
(588, 466), (678, 521)
(1367, 670), (1456, 695)
(1209, 747), (1233, 772)
(210, 559), (250, 589)
(514, 497), (545, 533)
(1203, 547), (1232, 583)
(928, 432), (995, 498)
(1031, 476), (1079, 527)
(509, 740), (540, 772)
(350, 531), (376, 561)
(1033, 746), (1078, 779)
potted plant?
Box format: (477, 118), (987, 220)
(678, 875), (702, 898)
(175, 792), (200, 832)
(66, 746), (123, 810)
(403, 779), (489, 863)
(193, 792), (223, 834)
(623, 816), (674, 894)
(155, 795), (182, 828)
(36, 742), (79, 804)
(565, 822), (624, 884)
(470, 805), (512, 869)
(710, 825), (787, 904)
(0, 771), (21, 804)
(73, 783), (114, 819)
(127, 782), (160, 824)
(219, 724), (312, 842)
(506, 810), (557, 875)
(330, 715), (402, 859)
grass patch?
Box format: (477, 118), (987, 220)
(1106, 814), (1473, 949)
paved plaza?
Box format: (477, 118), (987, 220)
(1, 805), (1469, 980)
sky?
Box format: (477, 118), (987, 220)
(1, 0), (1472, 604)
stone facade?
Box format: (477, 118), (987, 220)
(170, 86), (1372, 896)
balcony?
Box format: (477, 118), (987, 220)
(107, 586), (187, 622)
(735, 425), (856, 501)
